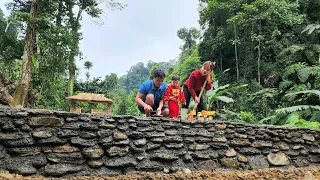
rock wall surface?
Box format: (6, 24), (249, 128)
(0, 107), (319, 178)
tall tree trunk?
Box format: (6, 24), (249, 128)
(12, 0), (39, 107)
(66, 0), (82, 96)
(257, 22), (261, 85)
(234, 23), (239, 81)
(219, 47), (223, 72)
(56, 0), (63, 26)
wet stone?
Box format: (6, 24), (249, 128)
(82, 147), (104, 159)
(118, 124), (129, 131)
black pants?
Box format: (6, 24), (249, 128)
(182, 85), (205, 112)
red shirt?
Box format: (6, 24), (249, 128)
(184, 70), (212, 99)
(163, 84), (186, 103)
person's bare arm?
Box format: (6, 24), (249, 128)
(135, 92), (152, 111)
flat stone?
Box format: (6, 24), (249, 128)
(136, 161), (163, 171)
(292, 145), (303, 150)
(267, 152), (290, 166)
(188, 144), (210, 151)
(104, 156), (137, 167)
(82, 147), (104, 159)
(145, 132), (165, 138)
(99, 136), (113, 146)
(7, 147), (41, 156)
(65, 117), (78, 122)
(191, 152), (211, 159)
(294, 157), (310, 167)
(80, 124), (99, 131)
(53, 145), (79, 153)
(198, 160), (218, 171)
(164, 136), (183, 143)
(79, 116), (90, 122)
(79, 131), (97, 139)
(106, 146), (129, 157)
(238, 155), (248, 163)
(99, 123), (116, 129)
(164, 130), (179, 135)
(230, 140), (251, 147)
(32, 155), (48, 167)
(252, 141), (273, 148)
(118, 124), (129, 131)
(300, 150), (309, 156)
(32, 131), (53, 138)
(138, 126), (155, 132)
(0, 133), (22, 140)
(37, 137), (67, 146)
(7, 162), (37, 175)
(184, 137), (195, 143)
(196, 137), (212, 142)
(164, 143), (184, 149)
(13, 119), (26, 126)
(308, 155), (320, 163)
(310, 148), (320, 154)
(97, 129), (113, 138)
(3, 137), (35, 147)
(88, 160), (104, 168)
(133, 138), (147, 147)
(47, 152), (86, 164)
(70, 137), (96, 147)
(57, 129), (79, 137)
(151, 153), (179, 161)
(279, 143), (290, 150)
(265, 130), (278, 136)
(9, 111), (28, 118)
(113, 139), (130, 145)
(127, 131), (145, 139)
(136, 156), (146, 161)
(113, 132), (128, 140)
(43, 164), (83, 176)
(28, 117), (64, 127)
(21, 124), (32, 132)
(28, 109), (53, 115)
(220, 158), (240, 169)
(211, 143), (229, 149)
(226, 149), (237, 157)
(248, 155), (269, 169)
(213, 137), (227, 142)
(215, 124), (226, 129)
(146, 143), (161, 151)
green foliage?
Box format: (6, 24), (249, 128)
(284, 113), (320, 129)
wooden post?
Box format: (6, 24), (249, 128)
(70, 100), (75, 112)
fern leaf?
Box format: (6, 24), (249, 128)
(282, 62), (308, 80)
(298, 66), (320, 82)
(279, 45), (305, 57)
(276, 105), (320, 114)
(279, 80), (293, 90)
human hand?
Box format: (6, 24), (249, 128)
(206, 75), (211, 83)
(195, 97), (200, 104)
(156, 108), (162, 116)
(144, 104), (153, 112)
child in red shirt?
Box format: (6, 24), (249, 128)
(164, 75), (186, 118)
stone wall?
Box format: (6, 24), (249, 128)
(0, 107), (320, 178)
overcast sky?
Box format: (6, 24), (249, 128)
(0, 0), (200, 79)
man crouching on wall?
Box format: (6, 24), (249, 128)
(135, 69), (170, 117)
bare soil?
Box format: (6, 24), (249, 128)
(1, 168), (320, 180)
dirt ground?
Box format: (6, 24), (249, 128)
(1, 168), (320, 180)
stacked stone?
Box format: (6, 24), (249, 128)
(0, 107), (320, 178)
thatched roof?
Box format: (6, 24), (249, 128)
(66, 93), (113, 104)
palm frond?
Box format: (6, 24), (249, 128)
(276, 105), (320, 114)
(285, 90), (320, 97)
